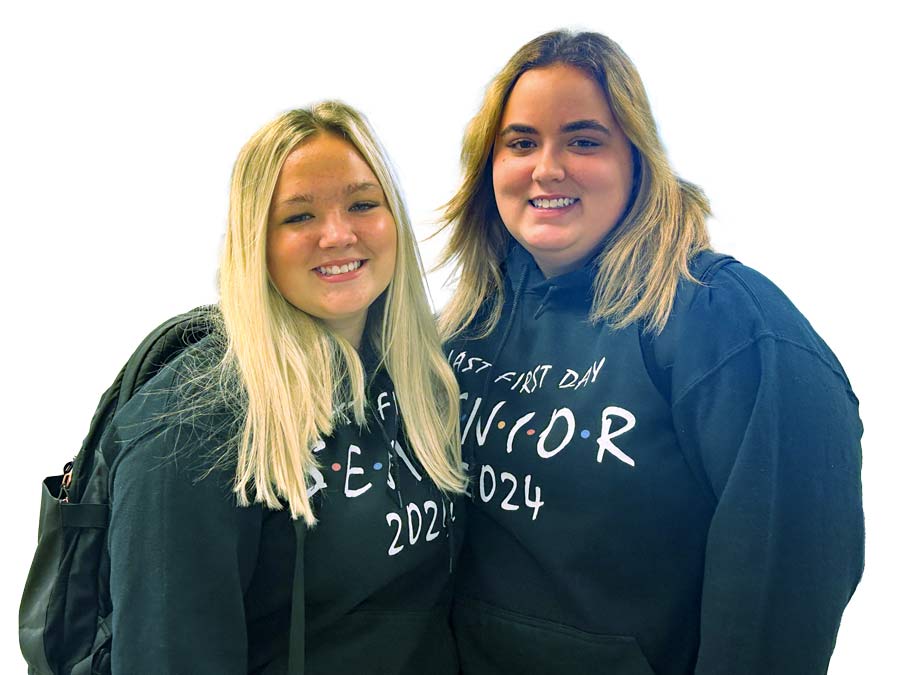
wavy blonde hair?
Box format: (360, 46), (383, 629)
(218, 101), (465, 524)
(437, 30), (712, 339)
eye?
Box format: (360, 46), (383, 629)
(283, 212), (313, 225)
(349, 201), (380, 213)
(506, 138), (537, 152)
(570, 138), (602, 151)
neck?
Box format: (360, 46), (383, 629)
(325, 313), (367, 350)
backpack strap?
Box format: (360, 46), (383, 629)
(640, 252), (737, 403)
(118, 305), (216, 409)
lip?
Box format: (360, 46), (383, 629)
(312, 258), (368, 282)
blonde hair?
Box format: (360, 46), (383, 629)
(438, 30), (712, 339)
(218, 101), (465, 524)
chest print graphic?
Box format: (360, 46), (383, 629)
(449, 349), (638, 522)
(306, 389), (455, 557)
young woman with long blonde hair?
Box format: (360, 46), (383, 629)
(106, 101), (466, 673)
(440, 30), (863, 675)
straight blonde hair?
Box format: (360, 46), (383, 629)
(218, 102), (465, 524)
(437, 30), (712, 339)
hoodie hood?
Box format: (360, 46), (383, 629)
(502, 241), (596, 320)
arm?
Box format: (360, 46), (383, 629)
(673, 336), (864, 675)
(108, 420), (263, 674)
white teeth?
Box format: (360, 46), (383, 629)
(530, 197), (577, 209)
(316, 260), (362, 276)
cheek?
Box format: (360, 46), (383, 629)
(582, 159), (632, 202)
(365, 217), (398, 254)
(493, 157), (529, 195)
(608, 148), (635, 199)
(381, 220), (399, 274)
(266, 230), (311, 279)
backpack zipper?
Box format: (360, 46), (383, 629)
(60, 460), (74, 503)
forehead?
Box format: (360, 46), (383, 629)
(500, 63), (615, 126)
(276, 133), (379, 191)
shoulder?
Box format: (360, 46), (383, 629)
(660, 254), (853, 394)
(673, 254), (825, 348)
(112, 333), (227, 426)
(107, 334), (238, 484)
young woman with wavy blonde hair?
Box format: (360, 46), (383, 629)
(105, 101), (465, 674)
(440, 30), (863, 675)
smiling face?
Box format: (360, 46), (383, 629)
(266, 132), (397, 347)
(492, 63), (634, 278)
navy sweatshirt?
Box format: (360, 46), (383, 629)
(105, 337), (461, 674)
(447, 244), (864, 675)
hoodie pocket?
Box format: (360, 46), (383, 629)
(453, 597), (656, 675)
(306, 606), (458, 675)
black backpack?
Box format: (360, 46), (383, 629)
(19, 307), (215, 675)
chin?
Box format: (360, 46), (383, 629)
(525, 241), (579, 260)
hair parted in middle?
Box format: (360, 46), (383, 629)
(218, 101), (465, 524)
(437, 29), (712, 340)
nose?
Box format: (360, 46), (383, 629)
(318, 212), (358, 248)
(532, 146), (565, 183)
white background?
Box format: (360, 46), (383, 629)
(2, 1), (896, 671)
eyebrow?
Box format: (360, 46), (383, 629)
(345, 181), (380, 196)
(497, 119), (612, 137)
(279, 193), (314, 206)
(561, 119), (612, 136)
(498, 123), (538, 137)
(276, 182), (381, 208)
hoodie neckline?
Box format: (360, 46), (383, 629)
(503, 241), (596, 311)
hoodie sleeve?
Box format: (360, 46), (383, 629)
(667, 265), (864, 675)
(107, 415), (263, 675)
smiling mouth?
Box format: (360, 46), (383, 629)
(529, 197), (579, 209)
(315, 260), (365, 276)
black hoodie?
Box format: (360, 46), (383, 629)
(447, 243), (863, 675)
(105, 337), (461, 674)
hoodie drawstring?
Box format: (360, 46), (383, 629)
(372, 396), (404, 509)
